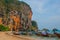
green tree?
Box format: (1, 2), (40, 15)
(31, 20), (38, 31)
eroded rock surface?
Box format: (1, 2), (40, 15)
(0, 0), (32, 32)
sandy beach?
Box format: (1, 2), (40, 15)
(0, 32), (35, 40)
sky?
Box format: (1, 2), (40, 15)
(20, 0), (60, 30)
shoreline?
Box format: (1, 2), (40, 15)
(0, 31), (60, 40)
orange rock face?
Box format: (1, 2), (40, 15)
(0, 18), (2, 24)
(28, 11), (32, 20)
(9, 11), (20, 31)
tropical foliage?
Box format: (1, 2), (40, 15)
(0, 24), (9, 31)
(31, 21), (38, 31)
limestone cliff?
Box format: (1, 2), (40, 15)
(0, 0), (32, 32)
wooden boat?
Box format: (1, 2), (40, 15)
(54, 32), (60, 38)
(41, 33), (49, 37)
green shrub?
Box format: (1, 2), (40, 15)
(0, 24), (9, 31)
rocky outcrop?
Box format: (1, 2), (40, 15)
(0, 0), (32, 32)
